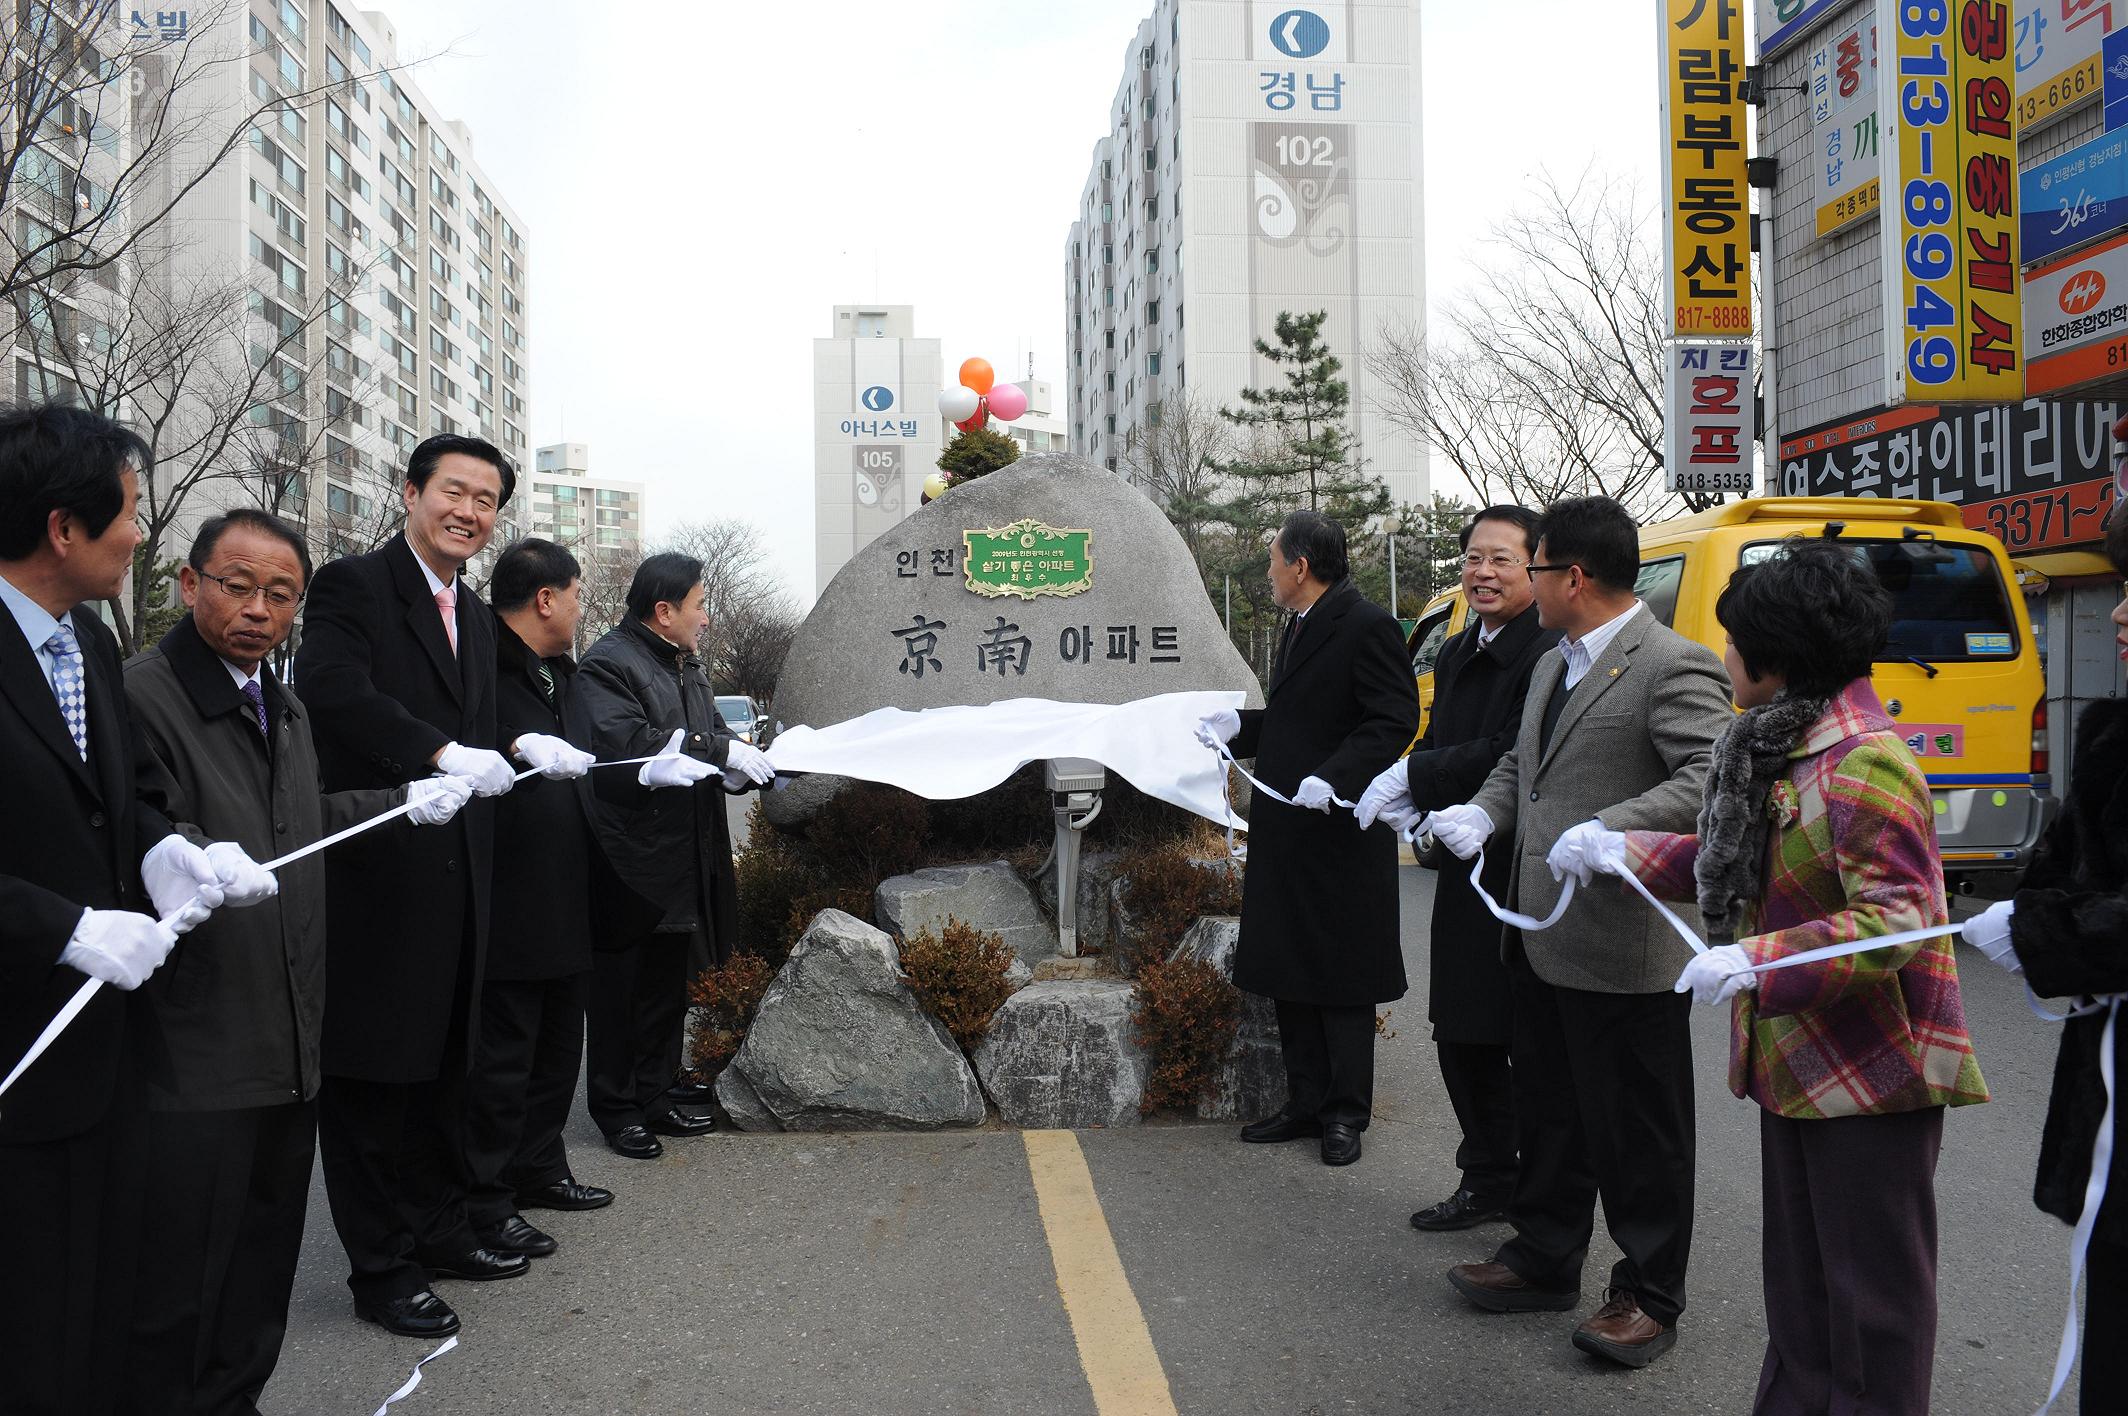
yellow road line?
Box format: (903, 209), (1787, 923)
(1021, 1129), (1180, 1416)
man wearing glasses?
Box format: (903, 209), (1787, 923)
(1421, 496), (1730, 1369)
(120, 509), (475, 1409)
(1357, 506), (1556, 1235)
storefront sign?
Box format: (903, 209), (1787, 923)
(1808, 16), (1882, 237)
(1663, 0), (1752, 336)
(2023, 229), (2128, 393)
(1665, 342), (1757, 493)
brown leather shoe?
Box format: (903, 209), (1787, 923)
(1446, 1261), (1579, 1313)
(1571, 1289), (1677, 1368)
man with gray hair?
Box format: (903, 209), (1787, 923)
(1195, 509), (1419, 1166)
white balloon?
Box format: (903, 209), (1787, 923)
(938, 386), (981, 422)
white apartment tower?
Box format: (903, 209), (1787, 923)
(1, 4), (532, 577)
(811, 305), (944, 596)
(512, 443), (645, 561)
(1065, 1), (1427, 508)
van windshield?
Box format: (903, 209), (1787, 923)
(715, 696), (754, 723)
(1739, 538), (2019, 663)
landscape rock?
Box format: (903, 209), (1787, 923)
(1003, 956), (1033, 991)
(876, 860), (1056, 966)
(774, 454), (1264, 732)
(715, 910), (985, 1131)
(1034, 848), (1126, 955)
(973, 980), (1149, 1128)
(760, 771), (854, 830)
(1168, 917), (1287, 1122)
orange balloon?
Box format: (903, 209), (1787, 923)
(959, 357), (995, 395)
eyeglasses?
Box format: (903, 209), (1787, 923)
(199, 571), (303, 609)
(1461, 553), (1527, 571)
(1525, 563), (1576, 581)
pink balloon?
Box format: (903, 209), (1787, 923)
(986, 382), (1029, 422)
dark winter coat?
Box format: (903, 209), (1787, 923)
(2010, 698), (2128, 1247)
(0, 603), (171, 1145)
(292, 534), (499, 1082)
(1231, 577), (1421, 1007)
(575, 616), (744, 952)
(125, 613), (403, 1109)
(1403, 606), (1559, 1041)
(488, 620), (597, 981)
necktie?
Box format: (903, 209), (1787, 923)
(44, 623), (87, 761)
(240, 678), (269, 738)
(535, 661), (557, 710)
(434, 584), (458, 656)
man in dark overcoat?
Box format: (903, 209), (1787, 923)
(121, 508), (473, 1410)
(1196, 509), (1420, 1167)
(576, 552), (773, 1160)
(1358, 505), (1557, 1231)
(461, 537), (611, 1257)
(296, 434), (590, 1338)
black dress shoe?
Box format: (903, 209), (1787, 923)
(355, 1289), (460, 1338)
(423, 1246), (530, 1282)
(1238, 1112), (1324, 1144)
(1411, 1187), (1507, 1232)
(646, 1109), (717, 1138)
(477, 1214), (557, 1258)
(666, 1078), (715, 1101)
(1321, 1122), (1363, 1166)
(607, 1125), (664, 1160)
(516, 1178), (614, 1212)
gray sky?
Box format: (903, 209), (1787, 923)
(385, 1), (1660, 604)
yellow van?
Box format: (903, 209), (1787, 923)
(1405, 497), (2049, 893)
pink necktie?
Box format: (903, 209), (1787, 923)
(434, 585), (458, 656)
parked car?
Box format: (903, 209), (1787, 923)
(715, 694), (760, 744)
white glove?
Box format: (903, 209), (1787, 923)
(164, 896), (213, 935)
(638, 728), (717, 789)
(141, 834), (225, 919)
(1961, 899), (2020, 974)
(1292, 775), (1337, 812)
(1380, 803), (1426, 834)
(406, 774), (477, 827)
(202, 841), (278, 906)
(723, 739), (775, 786)
(1194, 708), (1242, 751)
(512, 732), (595, 781)
(1673, 943), (1759, 1006)
(436, 742), (516, 796)
(1546, 819), (1629, 886)
(60, 908), (180, 990)
(1355, 760), (1412, 830)
(1430, 804), (1494, 860)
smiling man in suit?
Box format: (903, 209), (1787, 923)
(0, 405), (275, 1415)
(1426, 495), (1731, 1369)
(1195, 510), (1419, 1167)
(295, 435), (590, 1339)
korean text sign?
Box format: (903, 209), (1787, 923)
(1665, 342), (1758, 493)
(1810, 17), (1883, 237)
(1878, 0), (2020, 405)
(1663, 0), (1753, 336)
(2013, 0), (2115, 134)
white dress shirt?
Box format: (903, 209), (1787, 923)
(1559, 601), (1642, 690)
(0, 568), (79, 703)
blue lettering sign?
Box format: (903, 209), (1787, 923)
(2021, 130), (2128, 266)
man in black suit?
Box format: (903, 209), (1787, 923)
(0, 405), (274, 1414)
(296, 435), (592, 1338)
(1356, 505), (1558, 1231)
(461, 537), (610, 1259)
(1196, 510), (1419, 1167)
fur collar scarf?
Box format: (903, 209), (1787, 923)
(1693, 690), (1834, 940)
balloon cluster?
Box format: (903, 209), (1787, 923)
(938, 357), (1029, 432)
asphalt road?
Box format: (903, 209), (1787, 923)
(264, 865), (2082, 1415)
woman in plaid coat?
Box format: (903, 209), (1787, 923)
(1579, 542), (1986, 1416)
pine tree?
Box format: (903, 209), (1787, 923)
(1213, 310), (1388, 529)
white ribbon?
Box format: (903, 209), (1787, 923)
(373, 1334), (459, 1415)
(0, 757), (663, 1107)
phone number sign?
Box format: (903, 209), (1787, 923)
(1878, 0), (2021, 405)
(1662, 0), (1753, 336)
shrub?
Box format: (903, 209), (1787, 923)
(686, 951), (775, 1080)
(937, 426), (1020, 481)
(898, 916), (1018, 1052)
(733, 802), (816, 960)
(810, 782), (930, 883)
(1132, 956), (1241, 1115)
(1119, 844), (1244, 972)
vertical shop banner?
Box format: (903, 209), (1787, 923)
(1662, 0), (1753, 336)
(1879, 0), (2020, 405)
(1809, 16), (1883, 236)
(1665, 342), (1759, 493)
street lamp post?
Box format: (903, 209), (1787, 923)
(1381, 512), (1402, 618)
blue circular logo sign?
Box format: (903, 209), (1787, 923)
(1268, 9), (1329, 59)
(860, 385), (894, 412)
